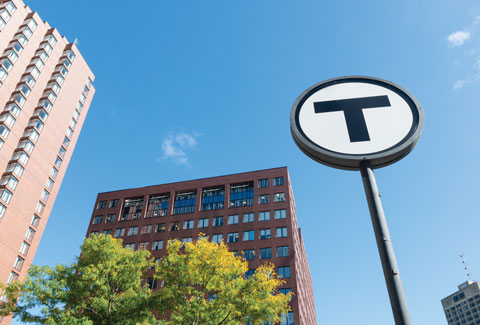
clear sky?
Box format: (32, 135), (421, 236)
(18, 0), (480, 324)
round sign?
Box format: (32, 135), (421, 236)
(290, 76), (424, 170)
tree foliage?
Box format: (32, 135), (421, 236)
(1, 235), (291, 325)
(155, 237), (291, 325)
(0, 234), (156, 324)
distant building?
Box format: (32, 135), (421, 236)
(85, 167), (316, 324)
(0, 0), (95, 322)
(441, 281), (480, 325)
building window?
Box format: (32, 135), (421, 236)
(243, 213), (254, 223)
(13, 150), (30, 165)
(6, 162), (24, 178)
(97, 200), (107, 209)
(173, 191), (196, 214)
(0, 124), (10, 139)
(25, 227), (35, 241)
(152, 240), (163, 250)
(1, 188), (13, 204)
(213, 216), (223, 227)
(47, 34), (57, 46)
(259, 229), (271, 240)
(228, 214), (239, 224)
(201, 186), (225, 211)
(0, 113), (15, 127)
(2, 58), (13, 72)
(121, 197), (143, 221)
(13, 256), (24, 271)
(0, 9), (10, 23)
(276, 227), (288, 238)
(35, 202), (44, 214)
(147, 278), (157, 289)
(106, 214), (116, 223)
(273, 177), (284, 186)
(127, 227), (138, 236)
(0, 202), (5, 219)
(277, 246), (289, 257)
(243, 249), (255, 261)
(66, 127), (73, 138)
(182, 237), (193, 244)
(18, 139), (34, 154)
(258, 211), (270, 221)
(103, 229), (112, 235)
(155, 223), (166, 233)
(114, 228), (125, 237)
(278, 266), (291, 279)
(19, 241), (30, 255)
(141, 224), (152, 234)
(27, 18), (37, 30)
(275, 209), (286, 219)
(279, 288), (292, 296)
(258, 178), (269, 188)
(5, 1), (16, 14)
(198, 218), (209, 228)
(260, 248), (272, 259)
(274, 193), (285, 202)
(243, 230), (255, 241)
(125, 243), (135, 250)
(227, 232), (239, 243)
(229, 182), (254, 207)
(7, 272), (18, 285)
(212, 234), (223, 244)
(146, 194), (169, 217)
(31, 214), (40, 227)
(280, 312), (294, 325)
(170, 221), (179, 231)
(183, 220), (194, 230)
(139, 242), (149, 250)
(258, 195), (269, 204)
(41, 189), (50, 202)
(245, 269), (255, 278)
(58, 146), (66, 158)
(93, 215), (103, 224)
(0, 175), (18, 190)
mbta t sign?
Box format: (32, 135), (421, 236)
(291, 76), (424, 325)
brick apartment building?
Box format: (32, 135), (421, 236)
(0, 1), (95, 322)
(86, 167), (316, 324)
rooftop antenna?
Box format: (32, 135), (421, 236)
(460, 253), (475, 281)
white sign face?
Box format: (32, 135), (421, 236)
(298, 82), (413, 155)
(290, 76), (423, 170)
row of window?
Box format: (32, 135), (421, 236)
(94, 209), (287, 227)
(0, 15), (38, 89)
(96, 224), (289, 243)
(97, 187), (286, 220)
(0, 1), (16, 32)
(6, 214), (40, 284)
(0, 33), (58, 151)
(0, 33), (60, 216)
(258, 176), (284, 188)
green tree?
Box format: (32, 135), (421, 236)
(0, 234), (157, 325)
(154, 237), (292, 325)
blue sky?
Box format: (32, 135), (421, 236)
(19, 0), (480, 324)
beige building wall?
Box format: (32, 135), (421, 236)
(0, 1), (95, 322)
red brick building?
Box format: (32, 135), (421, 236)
(0, 1), (95, 322)
(86, 167), (316, 324)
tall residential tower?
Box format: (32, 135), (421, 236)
(0, 0), (95, 303)
(85, 167), (316, 324)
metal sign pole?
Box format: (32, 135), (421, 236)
(360, 161), (412, 325)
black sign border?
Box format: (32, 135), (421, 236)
(290, 76), (424, 170)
